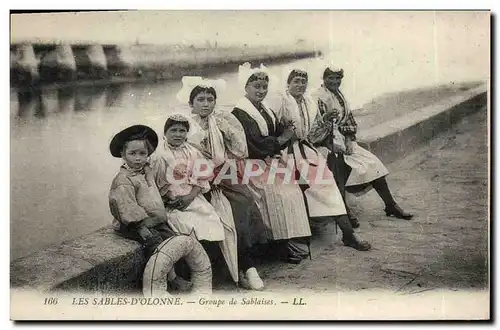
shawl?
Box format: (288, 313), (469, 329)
(278, 90), (317, 139)
(314, 85), (351, 126)
(234, 97), (278, 137)
(190, 110), (248, 166)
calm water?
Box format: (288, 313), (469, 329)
(10, 53), (488, 260)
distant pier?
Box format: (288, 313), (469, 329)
(10, 43), (321, 90)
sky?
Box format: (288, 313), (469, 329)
(10, 10), (488, 49)
(11, 10), (329, 47)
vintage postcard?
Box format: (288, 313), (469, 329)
(9, 9), (490, 320)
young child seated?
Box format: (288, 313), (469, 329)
(108, 124), (191, 292)
(153, 115), (225, 243)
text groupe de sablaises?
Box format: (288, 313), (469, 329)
(73, 297), (275, 306)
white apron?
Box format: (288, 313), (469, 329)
(278, 92), (346, 217)
(315, 86), (389, 193)
(188, 112), (246, 283)
(166, 195), (225, 242)
(159, 142), (225, 242)
(344, 142), (389, 188)
(235, 97), (311, 240)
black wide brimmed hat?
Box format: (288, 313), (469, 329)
(109, 125), (159, 158)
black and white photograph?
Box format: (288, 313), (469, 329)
(8, 9), (490, 320)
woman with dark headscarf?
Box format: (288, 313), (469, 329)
(310, 66), (414, 221)
(231, 62), (312, 264)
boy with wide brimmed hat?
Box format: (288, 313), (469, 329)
(108, 124), (192, 292)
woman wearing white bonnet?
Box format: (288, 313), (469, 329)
(276, 66), (371, 251)
(309, 64), (414, 225)
(178, 76), (267, 291)
(231, 62), (312, 265)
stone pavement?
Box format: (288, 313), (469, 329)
(234, 108), (489, 294)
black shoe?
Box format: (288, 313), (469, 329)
(348, 213), (360, 228)
(286, 252), (303, 264)
(287, 256), (302, 264)
(385, 203), (414, 220)
(287, 240), (311, 261)
(342, 235), (371, 251)
(296, 251), (311, 260)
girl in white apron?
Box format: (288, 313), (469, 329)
(310, 66), (414, 222)
(154, 114), (226, 242)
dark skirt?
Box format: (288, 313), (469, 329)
(217, 180), (268, 251)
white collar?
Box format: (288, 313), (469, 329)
(235, 97), (276, 136)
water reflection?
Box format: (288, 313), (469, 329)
(14, 83), (132, 119)
(75, 86), (105, 112)
(57, 86), (75, 113)
(17, 89), (44, 118)
(105, 83), (132, 108)
(39, 89), (59, 116)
